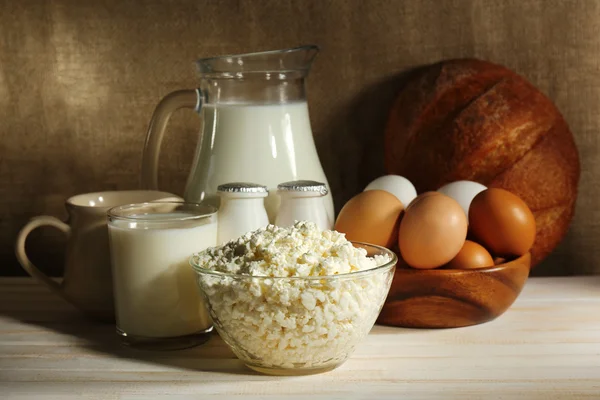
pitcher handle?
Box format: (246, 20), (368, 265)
(141, 89), (203, 189)
(15, 216), (71, 300)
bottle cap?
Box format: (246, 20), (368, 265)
(277, 180), (328, 196)
(217, 182), (268, 194)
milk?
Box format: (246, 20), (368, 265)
(108, 215), (216, 338)
(184, 102), (335, 223)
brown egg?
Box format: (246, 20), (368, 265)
(334, 190), (404, 248)
(398, 192), (468, 269)
(494, 257), (507, 265)
(446, 240), (494, 270)
(469, 188), (536, 257)
(406, 190), (442, 207)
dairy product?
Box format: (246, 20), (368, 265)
(275, 180), (332, 231)
(192, 221), (394, 370)
(109, 214), (217, 338)
(183, 102), (334, 222)
(216, 182), (269, 245)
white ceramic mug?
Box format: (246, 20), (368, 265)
(15, 190), (181, 322)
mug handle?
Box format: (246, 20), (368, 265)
(15, 216), (71, 299)
(141, 89), (202, 190)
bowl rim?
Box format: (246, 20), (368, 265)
(395, 252), (531, 275)
(190, 241), (398, 281)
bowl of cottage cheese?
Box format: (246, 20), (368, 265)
(190, 221), (397, 376)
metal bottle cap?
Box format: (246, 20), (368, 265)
(277, 180), (328, 196)
(217, 182), (268, 194)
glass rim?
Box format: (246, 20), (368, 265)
(107, 201), (218, 223)
(66, 190), (177, 210)
(196, 44), (319, 66)
(190, 241), (398, 281)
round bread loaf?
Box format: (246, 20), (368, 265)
(384, 59), (580, 267)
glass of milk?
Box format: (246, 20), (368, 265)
(107, 201), (217, 350)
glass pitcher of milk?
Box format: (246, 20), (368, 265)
(141, 45), (334, 223)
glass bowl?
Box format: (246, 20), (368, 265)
(190, 242), (397, 376)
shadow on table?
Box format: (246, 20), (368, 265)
(0, 303), (262, 376)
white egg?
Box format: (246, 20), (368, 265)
(364, 175), (416, 207)
(437, 180), (487, 216)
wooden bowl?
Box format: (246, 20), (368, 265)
(377, 253), (531, 328)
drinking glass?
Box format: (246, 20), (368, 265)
(107, 202), (217, 350)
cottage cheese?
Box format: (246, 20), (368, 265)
(193, 221), (394, 370)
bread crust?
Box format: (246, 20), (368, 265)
(384, 59), (580, 266)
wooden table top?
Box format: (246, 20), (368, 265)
(1, 277), (599, 399)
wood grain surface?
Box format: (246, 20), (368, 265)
(379, 253), (531, 328)
(2, 0), (600, 276)
(1, 277), (599, 399)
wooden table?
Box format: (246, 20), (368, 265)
(1, 277), (599, 399)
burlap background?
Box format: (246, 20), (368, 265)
(1, 0), (595, 276)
